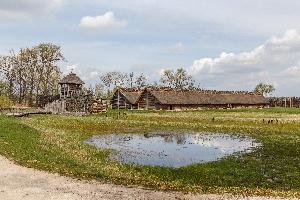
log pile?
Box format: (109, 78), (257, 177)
(91, 99), (108, 113)
(44, 93), (108, 114)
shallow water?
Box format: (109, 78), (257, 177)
(86, 132), (261, 167)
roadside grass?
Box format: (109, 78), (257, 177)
(0, 109), (300, 197)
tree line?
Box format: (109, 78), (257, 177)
(0, 43), (64, 106)
(98, 68), (195, 97)
(0, 43), (275, 108)
(0, 43), (196, 106)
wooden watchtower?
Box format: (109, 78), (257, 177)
(59, 72), (85, 99)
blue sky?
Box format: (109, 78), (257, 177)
(1, 0), (300, 96)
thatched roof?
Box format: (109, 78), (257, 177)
(119, 88), (143, 104)
(114, 87), (268, 105)
(59, 73), (84, 85)
(148, 89), (268, 105)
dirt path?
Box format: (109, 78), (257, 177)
(0, 156), (296, 200)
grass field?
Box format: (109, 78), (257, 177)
(0, 108), (300, 197)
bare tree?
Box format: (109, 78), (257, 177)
(35, 43), (64, 97)
(0, 80), (8, 96)
(100, 71), (149, 94)
(93, 83), (105, 98)
(0, 43), (64, 105)
(160, 68), (194, 89)
(100, 72), (114, 92)
(100, 71), (128, 91)
(13, 49), (28, 103)
(0, 55), (16, 100)
(127, 72), (134, 88)
(114, 72), (127, 87)
(24, 48), (39, 105)
(160, 69), (173, 88)
(135, 73), (148, 89)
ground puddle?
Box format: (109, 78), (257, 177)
(86, 132), (261, 167)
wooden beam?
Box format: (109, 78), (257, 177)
(117, 90), (120, 110)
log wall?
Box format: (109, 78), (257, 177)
(111, 91), (134, 109)
(136, 90), (161, 110)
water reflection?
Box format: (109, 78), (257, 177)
(86, 132), (261, 167)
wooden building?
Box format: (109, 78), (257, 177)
(136, 88), (269, 110)
(111, 88), (143, 109)
(111, 87), (269, 110)
(59, 72), (85, 99)
(44, 72), (107, 114)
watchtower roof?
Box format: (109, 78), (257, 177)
(59, 72), (84, 85)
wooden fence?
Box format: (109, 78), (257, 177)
(268, 97), (300, 108)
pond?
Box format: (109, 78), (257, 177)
(86, 132), (261, 167)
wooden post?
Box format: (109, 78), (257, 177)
(146, 91), (149, 110)
(284, 98), (287, 108)
(60, 84), (62, 99)
(61, 84), (65, 98)
(117, 90), (120, 110)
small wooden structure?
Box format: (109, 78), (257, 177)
(91, 99), (108, 113)
(111, 87), (269, 110)
(111, 88), (143, 109)
(59, 72), (85, 99)
(44, 72), (107, 114)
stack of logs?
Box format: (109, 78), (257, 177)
(64, 94), (91, 113)
(44, 91), (108, 114)
(91, 99), (108, 113)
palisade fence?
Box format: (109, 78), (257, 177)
(44, 99), (67, 114)
(268, 97), (300, 108)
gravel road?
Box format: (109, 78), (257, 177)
(0, 156), (297, 200)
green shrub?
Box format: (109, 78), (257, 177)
(0, 95), (13, 108)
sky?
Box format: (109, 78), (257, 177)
(1, 0), (300, 96)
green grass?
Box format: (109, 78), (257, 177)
(1, 108), (300, 197)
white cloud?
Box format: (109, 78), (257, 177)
(283, 64), (300, 77)
(80, 11), (127, 30)
(169, 42), (185, 54)
(187, 30), (300, 94)
(85, 71), (99, 80)
(62, 64), (100, 86)
(91, 0), (300, 35)
(190, 30), (300, 75)
(0, 0), (63, 18)
(66, 64), (78, 71)
(65, 64), (78, 74)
